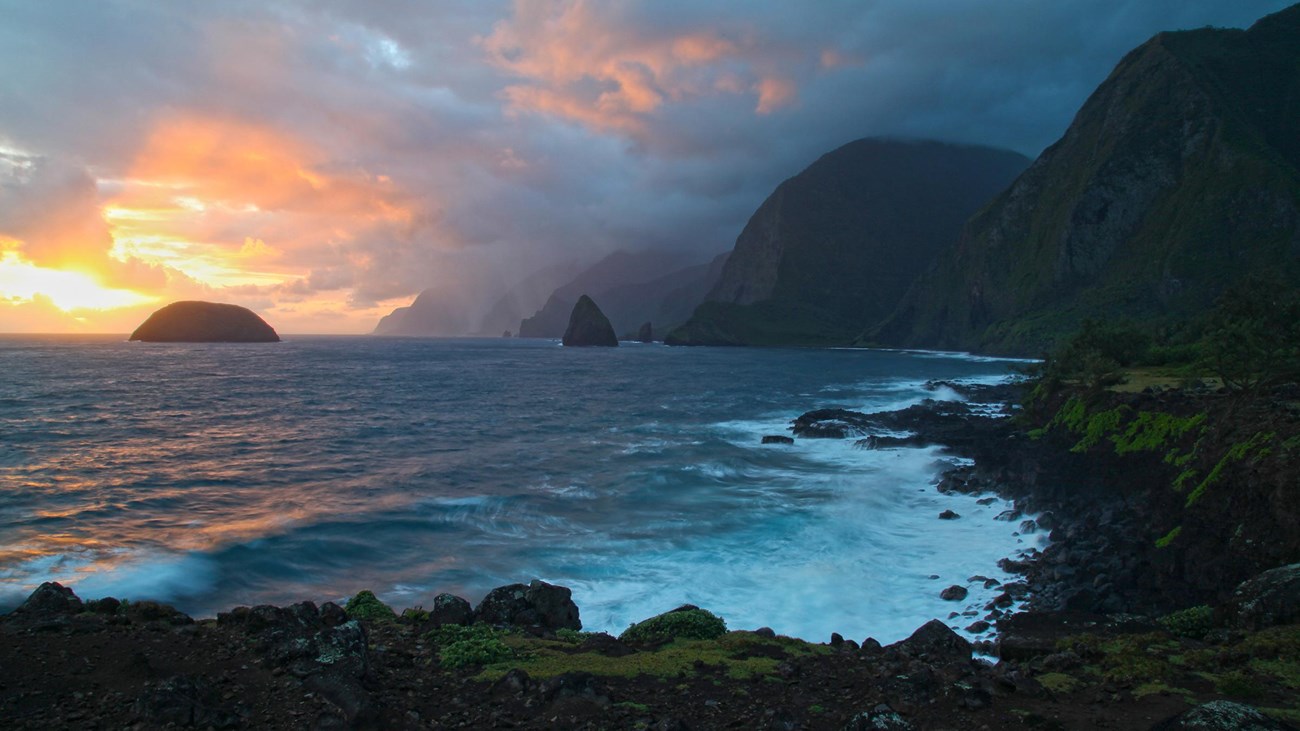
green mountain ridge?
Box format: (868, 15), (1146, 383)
(868, 4), (1300, 355)
(666, 138), (1030, 346)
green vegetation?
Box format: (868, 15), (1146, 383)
(1045, 624), (1300, 715)
(1202, 275), (1300, 392)
(400, 607), (430, 623)
(555, 628), (596, 644)
(475, 630), (827, 682)
(1157, 605), (1216, 639)
(427, 624), (515, 668)
(344, 590), (396, 622)
(619, 608), (728, 644)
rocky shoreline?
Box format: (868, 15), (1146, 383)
(4, 381), (1300, 729)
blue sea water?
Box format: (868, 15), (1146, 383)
(0, 335), (1042, 643)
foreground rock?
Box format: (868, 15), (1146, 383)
(561, 294), (618, 347)
(4, 581), (1300, 729)
(473, 580), (581, 631)
(130, 301), (280, 343)
(1223, 563), (1300, 631)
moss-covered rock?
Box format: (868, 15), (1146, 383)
(344, 590), (396, 623)
(618, 606), (727, 644)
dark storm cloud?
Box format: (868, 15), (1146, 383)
(0, 0), (1289, 332)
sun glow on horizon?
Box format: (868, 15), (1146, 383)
(0, 252), (157, 312)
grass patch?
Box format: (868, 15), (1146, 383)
(1037, 672), (1083, 694)
(475, 630), (825, 682)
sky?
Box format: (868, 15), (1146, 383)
(0, 0), (1290, 334)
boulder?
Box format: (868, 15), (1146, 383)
(938, 510), (961, 520)
(886, 619), (971, 663)
(1151, 700), (1297, 730)
(637, 321), (654, 343)
(129, 301), (280, 342)
(474, 580), (581, 631)
(762, 435), (794, 445)
(429, 593), (473, 627)
(940, 585), (968, 601)
(561, 295), (618, 347)
(1222, 563), (1300, 630)
(11, 582), (83, 617)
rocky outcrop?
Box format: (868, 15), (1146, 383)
(636, 322), (653, 343)
(519, 250), (727, 339)
(130, 301), (280, 343)
(12, 581), (82, 617)
(872, 5), (1300, 355)
(667, 139), (1028, 345)
(474, 580), (582, 631)
(1223, 563), (1300, 630)
(561, 295), (618, 347)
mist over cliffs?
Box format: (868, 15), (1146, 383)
(518, 249), (729, 339)
(666, 139), (1030, 345)
(869, 5), (1300, 355)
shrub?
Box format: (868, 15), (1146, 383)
(1200, 275), (1300, 392)
(619, 608), (727, 644)
(427, 624), (514, 668)
(344, 590), (397, 622)
(1158, 605), (1216, 639)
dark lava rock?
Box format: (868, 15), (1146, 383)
(762, 435), (794, 445)
(940, 585), (968, 601)
(131, 675), (243, 728)
(577, 632), (635, 657)
(637, 321), (654, 343)
(791, 408), (874, 439)
(1151, 700), (1298, 730)
(1222, 562), (1300, 630)
(429, 592), (473, 626)
(475, 580), (581, 631)
(11, 581), (83, 617)
(938, 509), (961, 520)
(843, 703), (914, 730)
(561, 294), (618, 347)
(129, 301), (280, 342)
(887, 619), (971, 663)
(966, 620), (991, 633)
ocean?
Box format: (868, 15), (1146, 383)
(0, 335), (1042, 643)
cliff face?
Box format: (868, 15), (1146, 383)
(130, 301), (280, 343)
(372, 287), (469, 337)
(871, 6), (1300, 355)
(668, 139), (1029, 346)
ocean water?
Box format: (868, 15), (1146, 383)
(0, 335), (1043, 643)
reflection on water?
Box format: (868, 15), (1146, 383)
(0, 335), (1041, 642)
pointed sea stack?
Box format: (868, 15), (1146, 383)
(637, 322), (653, 343)
(130, 301), (280, 343)
(562, 295), (618, 347)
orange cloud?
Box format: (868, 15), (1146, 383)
(482, 1), (799, 133)
(755, 77), (796, 115)
(128, 114), (408, 218)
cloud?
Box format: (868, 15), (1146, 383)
(0, 0), (1292, 333)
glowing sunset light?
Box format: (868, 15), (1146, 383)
(0, 252), (156, 312)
